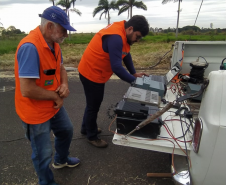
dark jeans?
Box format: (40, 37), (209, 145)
(22, 106), (73, 185)
(79, 73), (105, 140)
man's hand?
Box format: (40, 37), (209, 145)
(133, 72), (149, 78)
(54, 94), (64, 109)
(55, 84), (70, 98)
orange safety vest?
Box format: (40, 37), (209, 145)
(14, 26), (61, 124)
(78, 21), (130, 83)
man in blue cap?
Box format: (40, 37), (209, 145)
(14, 6), (78, 185)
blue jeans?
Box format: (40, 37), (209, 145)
(22, 106), (73, 185)
(79, 73), (105, 140)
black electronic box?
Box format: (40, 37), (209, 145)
(114, 101), (163, 139)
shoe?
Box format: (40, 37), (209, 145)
(52, 157), (80, 169)
(87, 138), (108, 148)
(81, 128), (102, 135)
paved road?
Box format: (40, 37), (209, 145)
(0, 75), (174, 185)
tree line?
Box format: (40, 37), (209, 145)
(0, 26), (25, 36)
(150, 26), (226, 34)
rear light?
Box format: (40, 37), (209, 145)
(192, 118), (203, 153)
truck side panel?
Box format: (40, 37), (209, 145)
(190, 71), (226, 185)
(203, 127), (226, 185)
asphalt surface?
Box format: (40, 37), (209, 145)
(0, 74), (174, 185)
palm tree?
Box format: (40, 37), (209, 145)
(162, 0), (182, 38)
(93, 0), (119, 25)
(117, 0), (147, 19)
(49, 0), (56, 5)
(57, 0), (81, 39)
(57, 0), (82, 18)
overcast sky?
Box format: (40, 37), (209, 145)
(0, 0), (225, 33)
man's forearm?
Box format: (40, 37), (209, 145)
(113, 66), (136, 83)
(20, 78), (59, 101)
(25, 87), (58, 101)
(60, 65), (68, 86)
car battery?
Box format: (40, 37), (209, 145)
(114, 101), (162, 139)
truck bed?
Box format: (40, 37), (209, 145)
(112, 85), (193, 156)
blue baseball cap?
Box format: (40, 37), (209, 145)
(39, 6), (76, 31)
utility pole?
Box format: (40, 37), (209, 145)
(175, 0), (181, 38)
(162, 0), (182, 39)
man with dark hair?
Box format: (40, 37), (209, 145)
(125, 15), (149, 43)
(78, 15), (149, 148)
(15, 6), (80, 185)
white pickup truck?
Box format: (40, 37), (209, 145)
(113, 41), (226, 185)
(170, 41), (226, 185)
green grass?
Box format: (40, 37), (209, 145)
(63, 33), (95, 44)
(0, 33), (95, 56)
(1, 32), (226, 56)
(143, 33), (226, 43)
(0, 32), (225, 70)
(0, 34), (26, 55)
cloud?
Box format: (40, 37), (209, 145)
(0, 0), (225, 33)
(1, 0), (101, 7)
(1, 0), (50, 5)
